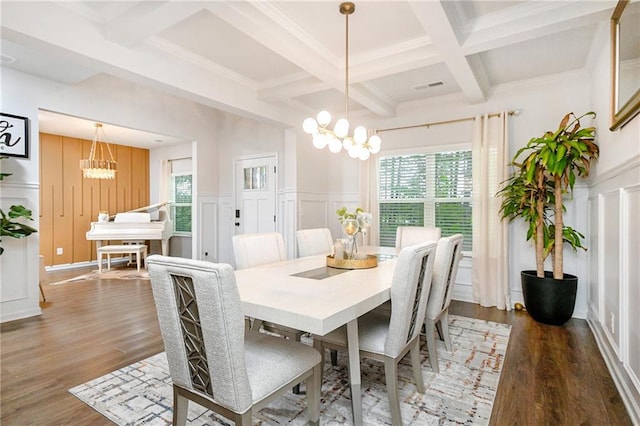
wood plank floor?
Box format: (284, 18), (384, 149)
(1, 266), (632, 425)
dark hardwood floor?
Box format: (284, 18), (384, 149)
(1, 266), (632, 425)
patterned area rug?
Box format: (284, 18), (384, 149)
(70, 315), (510, 425)
(51, 268), (149, 285)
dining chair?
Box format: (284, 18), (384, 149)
(313, 241), (437, 426)
(147, 255), (321, 426)
(296, 228), (334, 257)
(423, 234), (464, 373)
(232, 232), (287, 269)
(232, 232), (306, 393)
(395, 226), (441, 249)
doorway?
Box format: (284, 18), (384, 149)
(234, 155), (277, 235)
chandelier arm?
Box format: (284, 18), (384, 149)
(105, 139), (116, 162)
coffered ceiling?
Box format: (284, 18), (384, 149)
(0, 1), (619, 146)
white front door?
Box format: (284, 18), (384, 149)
(234, 155), (277, 235)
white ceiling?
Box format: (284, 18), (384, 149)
(0, 0), (620, 148)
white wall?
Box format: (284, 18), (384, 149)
(1, 69), (45, 322)
(213, 111), (287, 265)
(288, 66), (600, 314)
(0, 68), (288, 322)
(585, 22), (640, 424)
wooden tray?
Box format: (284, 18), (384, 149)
(326, 254), (378, 270)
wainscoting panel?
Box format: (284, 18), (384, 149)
(588, 155), (640, 424)
(198, 197), (218, 262)
(623, 185), (640, 394)
(600, 190), (621, 356)
(280, 190), (297, 259)
(0, 182), (41, 322)
(217, 195), (234, 266)
(299, 199), (329, 230)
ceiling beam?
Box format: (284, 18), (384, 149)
(0, 1), (301, 127)
(206, 2), (395, 117)
(409, 1), (486, 103)
(462, 0), (618, 55)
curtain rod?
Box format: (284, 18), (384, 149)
(376, 109), (520, 134)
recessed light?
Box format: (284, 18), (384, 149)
(0, 54), (17, 64)
(153, 139), (163, 144)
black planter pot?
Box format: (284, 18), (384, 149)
(521, 270), (578, 326)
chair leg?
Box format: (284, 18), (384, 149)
(409, 339), (425, 393)
(306, 363), (321, 426)
(440, 311), (452, 352)
(425, 318), (439, 373)
(293, 333), (303, 395)
(172, 386), (189, 426)
(238, 411), (253, 426)
(39, 283), (46, 302)
(384, 357), (403, 426)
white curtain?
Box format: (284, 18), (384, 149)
(159, 159), (171, 203)
(361, 158), (379, 246)
(472, 112), (511, 310)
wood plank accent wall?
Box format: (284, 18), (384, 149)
(39, 133), (149, 266)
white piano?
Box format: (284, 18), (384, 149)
(86, 202), (173, 256)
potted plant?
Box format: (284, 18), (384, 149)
(498, 112), (598, 325)
(1, 156), (38, 255)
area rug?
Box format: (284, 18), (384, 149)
(51, 268), (149, 285)
(69, 315), (510, 425)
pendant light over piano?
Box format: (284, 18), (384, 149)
(80, 123), (118, 179)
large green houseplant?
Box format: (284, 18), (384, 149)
(498, 112), (599, 325)
(1, 156), (38, 255)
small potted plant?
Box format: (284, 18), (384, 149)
(1, 156), (37, 255)
(497, 112), (598, 325)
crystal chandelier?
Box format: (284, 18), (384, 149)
(80, 123), (117, 179)
(302, 2), (381, 161)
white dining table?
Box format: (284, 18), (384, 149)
(233, 246), (398, 425)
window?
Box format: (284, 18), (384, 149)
(378, 149), (472, 251)
(171, 173), (192, 235)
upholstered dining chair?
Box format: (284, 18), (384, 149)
(232, 232), (306, 393)
(296, 228), (334, 257)
(232, 232), (287, 269)
(313, 241), (437, 426)
(395, 226), (441, 249)
(147, 255), (322, 426)
(423, 234), (464, 373)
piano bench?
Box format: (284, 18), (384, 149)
(97, 244), (148, 273)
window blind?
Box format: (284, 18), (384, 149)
(379, 150), (473, 251)
(172, 173), (192, 234)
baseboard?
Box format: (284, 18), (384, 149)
(46, 258), (127, 272)
(1, 306), (42, 323)
(587, 307), (640, 424)
(452, 282), (476, 304)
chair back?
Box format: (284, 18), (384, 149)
(147, 255), (253, 413)
(232, 232), (286, 269)
(296, 228), (333, 257)
(395, 226), (441, 249)
(385, 241), (437, 357)
(425, 234), (464, 320)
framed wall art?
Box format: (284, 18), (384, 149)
(610, 0), (640, 131)
(0, 112), (30, 158)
